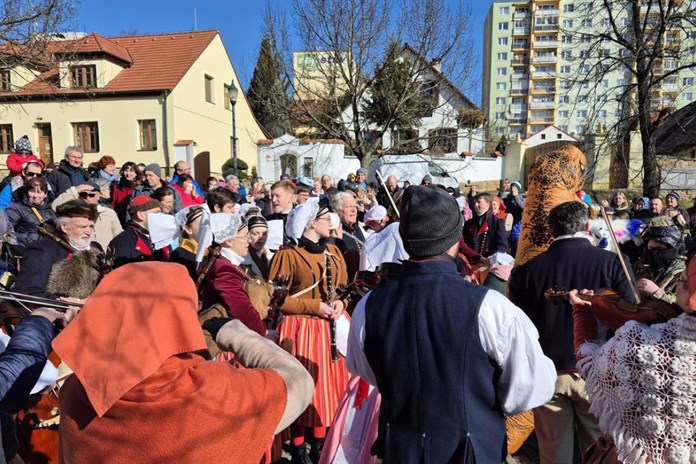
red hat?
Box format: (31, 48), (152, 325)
(130, 196), (160, 214)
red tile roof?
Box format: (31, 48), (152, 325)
(2, 30), (219, 97)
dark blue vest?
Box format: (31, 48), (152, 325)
(364, 258), (506, 463)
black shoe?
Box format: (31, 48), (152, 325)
(290, 442), (313, 464)
(309, 438), (325, 463)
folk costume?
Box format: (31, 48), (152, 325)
(462, 208), (508, 257)
(269, 200), (350, 462)
(241, 216), (273, 280)
(347, 187), (556, 464)
(199, 213), (268, 336)
(108, 197), (167, 269)
(54, 262), (296, 464)
(149, 206), (207, 281)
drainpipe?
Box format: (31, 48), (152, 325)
(161, 90), (171, 177)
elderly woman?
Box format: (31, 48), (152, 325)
(6, 177), (56, 248)
(96, 155), (118, 185)
(268, 200), (350, 463)
(569, 257), (696, 463)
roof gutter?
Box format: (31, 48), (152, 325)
(162, 90), (171, 176)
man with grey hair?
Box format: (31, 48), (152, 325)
(333, 190), (365, 279)
(226, 174), (247, 204)
(320, 174), (339, 204)
(46, 145), (90, 196)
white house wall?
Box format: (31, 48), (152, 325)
(437, 155), (503, 184)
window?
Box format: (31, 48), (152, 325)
(684, 93), (693, 102)
(138, 120), (157, 151)
(684, 77), (694, 86)
(498, 22), (509, 30)
(581, 19), (593, 27)
(204, 75), (214, 103)
(499, 6), (510, 14)
(559, 110), (569, 118)
(577, 110), (587, 118)
(495, 112), (506, 119)
(303, 158), (314, 177)
(563, 4), (574, 12)
(428, 129), (457, 153)
(617, 78), (628, 86)
(497, 52), (508, 60)
(601, 18), (610, 27)
(581, 34), (591, 43)
(602, 49), (611, 57)
(560, 65), (571, 74)
(578, 95), (589, 103)
(498, 37), (508, 46)
(575, 124), (587, 133)
(72, 122), (99, 153)
(0, 124), (12, 153)
(560, 96), (570, 103)
(418, 81), (439, 116)
(598, 94), (608, 102)
(601, 79), (609, 88)
(497, 67), (507, 76)
(562, 35), (572, 44)
(497, 127), (506, 135)
(496, 82), (507, 90)
(581, 80), (589, 89)
(562, 19), (573, 28)
(579, 64), (591, 73)
(559, 125), (569, 132)
(70, 65), (97, 88)
(0, 70), (10, 92)
(580, 51), (589, 58)
(561, 50), (572, 59)
(560, 80), (572, 89)
(597, 110), (607, 118)
(495, 97), (506, 105)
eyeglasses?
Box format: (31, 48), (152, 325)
(25, 172), (42, 178)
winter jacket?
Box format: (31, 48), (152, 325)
(170, 183), (204, 208)
(5, 197), (56, 248)
(111, 183), (135, 227)
(45, 160), (89, 196)
(6, 152), (42, 178)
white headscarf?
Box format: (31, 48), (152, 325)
(359, 222), (408, 272)
(147, 206), (207, 250)
(285, 198), (320, 240)
(196, 212), (246, 262)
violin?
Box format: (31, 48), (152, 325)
(0, 290), (84, 334)
(544, 287), (683, 331)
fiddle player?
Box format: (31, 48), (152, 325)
(54, 262), (314, 464)
(108, 196), (162, 268)
(508, 201), (636, 464)
(566, 256), (696, 462)
(13, 200), (98, 298)
(347, 186), (555, 464)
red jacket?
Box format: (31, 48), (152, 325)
(111, 184), (134, 227)
(6, 152), (42, 177)
(200, 257), (267, 336)
(171, 183), (204, 207)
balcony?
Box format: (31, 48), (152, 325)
(509, 117), (528, 125)
(533, 55), (558, 63)
(514, 26), (532, 35)
(534, 23), (559, 32)
(530, 101), (556, 109)
(529, 115), (555, 123)
(511, 87), (529, 95)
(662, 83), (678, 92)
(535, 8), (560, 15)
(532, 70), (554, 78)
(511, 73), (529, 80)
(512, 41), (529, 50)
(514, 11), (530, 19)
(512, 58), (530, 65)
(531, 86), (556, 94)
(534, 40), (558, 48)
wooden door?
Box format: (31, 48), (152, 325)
(36, 123), (53, 165)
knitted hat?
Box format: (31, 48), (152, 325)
(421, 175), (432, 184)
(130, 195), (160, 214)
(666, 191), (681, 202)
(144, 163), (162, 177)
(14, 135), (32, 155)
(511, 181), (522, 192)
(356, 168), (368, 176)
(365, 205), (387, 222)
(399, 186), (462, 258)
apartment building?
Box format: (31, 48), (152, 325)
(483, 0), (696, 140)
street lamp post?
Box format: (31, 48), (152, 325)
(229, 80), (239, 176)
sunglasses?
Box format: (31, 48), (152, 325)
(79, 192), (99, 198)
(25, 172), (42, 178)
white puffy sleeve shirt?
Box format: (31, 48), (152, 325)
(347, 289), (557, 415)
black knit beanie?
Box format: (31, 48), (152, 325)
(399, 186), (462, 258)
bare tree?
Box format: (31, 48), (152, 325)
(560, 0), (696, 196)
(0, 0), (79, 91)
(263, 0), (477, 166)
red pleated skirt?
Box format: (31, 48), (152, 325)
(280, 314), (349, 427)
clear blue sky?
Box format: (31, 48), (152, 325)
(75, 0), (492, 103)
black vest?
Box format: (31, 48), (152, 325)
(364, 259), (506, 463)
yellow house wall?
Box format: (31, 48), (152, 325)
(170, 34), (264, 175)
(0, 96), (166, 167)
(9, 66), (42, 91)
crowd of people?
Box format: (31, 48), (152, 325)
(0, 134), (694, 464)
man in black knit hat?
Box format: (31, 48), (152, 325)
(346, 186), (555, 464)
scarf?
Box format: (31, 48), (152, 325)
(298, 236), (327, 254)
(59, 160), (88, 187)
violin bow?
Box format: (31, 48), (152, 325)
(600, 206), (641, 304)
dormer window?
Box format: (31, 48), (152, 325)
(70, 65), (97, 88)
(0, 70), (10, 91)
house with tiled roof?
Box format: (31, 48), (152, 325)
(0, 30), (264, 179)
